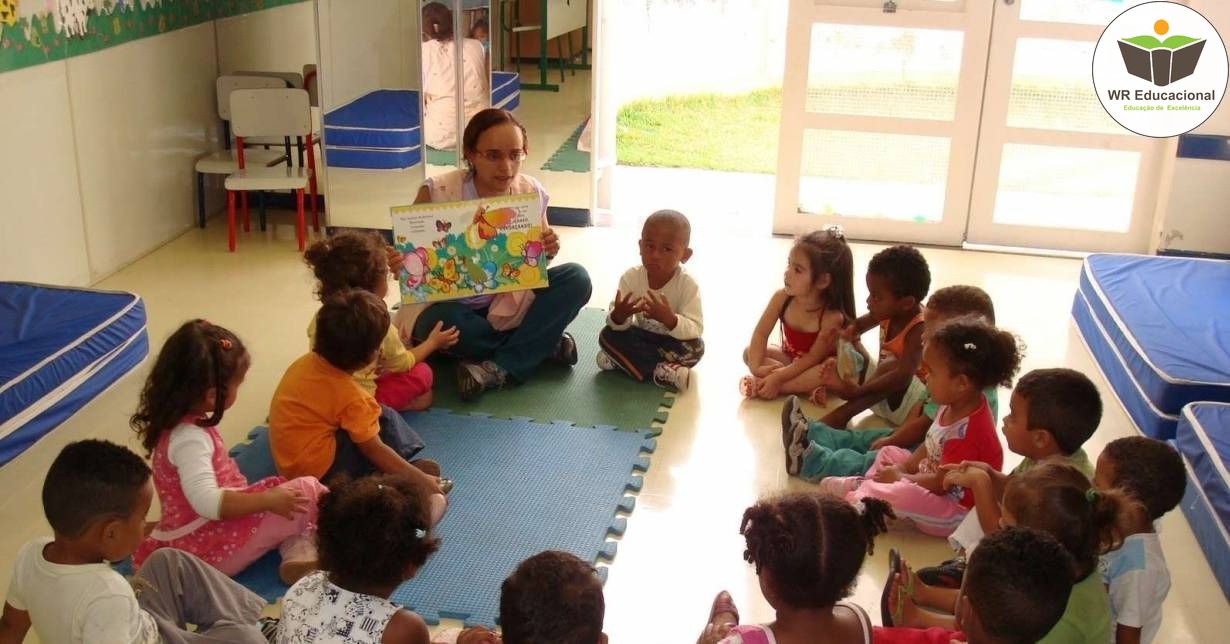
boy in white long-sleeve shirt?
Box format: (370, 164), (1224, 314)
(597, 210), (704, 391)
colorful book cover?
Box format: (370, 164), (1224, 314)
(391, 192), (548, 304)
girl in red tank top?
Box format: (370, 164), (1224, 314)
(741, 227), (868, 402)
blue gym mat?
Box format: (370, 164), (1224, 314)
(389, 409), (654, 627)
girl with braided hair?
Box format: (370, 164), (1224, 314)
(697, 492), (894, 644)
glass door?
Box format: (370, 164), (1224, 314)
(773, 0), (993, 245)
(964, 0), (1166, 253)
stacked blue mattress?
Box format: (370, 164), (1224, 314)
(323, 90), (423, 170)
(492, 71), (520, 111)
(0, 283), (148, 466)
(1174, 402), (1230, 599)
(1071, 254), (1230, 439)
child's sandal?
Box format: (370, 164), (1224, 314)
(881, 548), (901, 626)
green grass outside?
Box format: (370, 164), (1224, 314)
(616, 88), (783, 174)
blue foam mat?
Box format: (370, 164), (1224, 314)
(388, 409), (655, 627)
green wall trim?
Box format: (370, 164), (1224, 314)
(0, 0), (308, 75)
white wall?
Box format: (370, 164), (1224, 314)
(1153, 0), (1230, 255)
(0, 24), (219, 286)
(216, 2), (320, 80)
(0, 64), (93, 286)
(316, 0), (420, 110)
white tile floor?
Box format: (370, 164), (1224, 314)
(1, 213), (1226, 643)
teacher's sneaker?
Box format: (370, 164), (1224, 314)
(457, 360), (506, 401)
(652, 362), (690, 392)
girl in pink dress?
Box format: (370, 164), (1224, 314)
(696, 492), (893, 644)
(131, 320), (326, 585)
(816, 320), (1021, 538)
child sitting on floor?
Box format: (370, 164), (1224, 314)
(923, 367), (1101, 587)
(597, 209), (704, 392)
(804, 319), (1021, 537)
(696, 492), (894, 644)
(270, 289), (448, 522)
(1095, 437), (1187, 644)
(305, 231), (459, 411)
(873, 527), (1077, 644)
(819, 244), (931, 428)
(131, 319), (326, 585)
(0, 440), (269, 644)
(781, 285), (1003, 482)
(500, 550), (608, 644)
(885, 463), (1141, 643)
(741, 226), (865, 401)
(277, 474), (440, 644)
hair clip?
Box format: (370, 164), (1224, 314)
(219, 338), (233, 351)
(823, 224), (846, 240)
(1085, 488), (1098, 503)
(963, 342), (977, 351)
(377, 483), (385, 491)
(414, 528), (427, 539)
(850, 499), (866, 515)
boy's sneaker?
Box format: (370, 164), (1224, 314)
(457, 360), (507, 401)
(596, 349), (619, 372)
(786, 440), (808, 476)
(550, 332), (578, 366)
(652, 362), (690, 391)
(781, 395), (808, 450)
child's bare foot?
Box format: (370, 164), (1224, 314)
(278, 558), (318, 585)
(900, 556), (960, 612)
(738, 375), (757, 398)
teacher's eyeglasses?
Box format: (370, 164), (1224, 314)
(478, 149), (527, 162)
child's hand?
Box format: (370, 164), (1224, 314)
(940, 460), (996, 477)
(873, 465), (902, 484)
(642, 291), (677, 329)
(263, 486), (310, 519)
(610, 290), (640, 324)
(869, 436), (892, 451)
(942, 464), (990, 490)
(385, 245), (402, 279)
(755, 373), (782, 399)
(820, 361), (856, 399)
(425, 321), (460, 351)
(698, 621), (735, 644)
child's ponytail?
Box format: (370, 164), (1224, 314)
(929, 319), (1024, 390)
(854, 497), (896, 553)
(130, 320), (248, 455)
(1004, 463), (1144, 581)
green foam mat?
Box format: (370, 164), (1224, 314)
(540, 121), (591, 173)
(426, 146), (461, 166)
(426, 308), (672, 432)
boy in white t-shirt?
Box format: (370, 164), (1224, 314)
(597, 209), (704, 392)
(1094, 436), (1187, 644)
(0, 440), (268, 644)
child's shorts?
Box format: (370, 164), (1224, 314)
(871, 374), (928, 426)
(375, 362), (434, 409)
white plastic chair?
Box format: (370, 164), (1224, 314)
(195, 75), (290, 228)
(225, 88), (318, 252)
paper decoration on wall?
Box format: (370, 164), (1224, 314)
(0, 0), (19, 27)
(54, 0), (90, 37)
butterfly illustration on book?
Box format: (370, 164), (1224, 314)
(435, 220), (452, 233)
